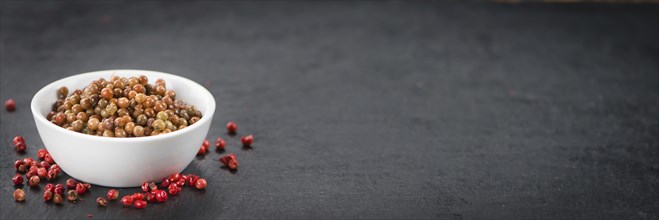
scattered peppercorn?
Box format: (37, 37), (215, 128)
(37, 148), (48, 160)
(241, 135), (253, 146)
(145, 191), (157, 203)
(134, 200), (147, 209)
(5, 99), (16, 111)
(29, 175), (40, 187)
(12, 136), (26, 152)
(220, 154), (239, 170)
(53, 193), (63, 204)
(121, 195), (134, 207)
(76, 183), (87, 195)
(66, 178), (78, 188)
(14, 189), (25, 202)
(195, 178), (207, 189)
(226, 121), (237, 134)
(44, 190), (54, 201)
(132, 192), (145, 201)
(155, 190), (168, 202)
(37, 167), (48, 178)
(55, 184), (65, 195)
(67, 190), (78, 202)
(141, 182), (150, 192)
(168, 183), (181, 196)
(107, 189), (119, 200)
(12, 173), (23, 185)
(96, 197), (108, 207)
(215, 138), (226, 150)
(49, 76), (202, 137)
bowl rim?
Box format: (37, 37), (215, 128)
(31, 69), (216, 143)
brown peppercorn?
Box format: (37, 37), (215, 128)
(53, 193), (63, 204)
(67, 190), (78, 202)
(118, 97), (130, 108)
(14, 189), (25, 202)
(101, 88), (114, 100)
(97, 197), (108, 207)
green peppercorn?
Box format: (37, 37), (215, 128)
(153, 119), (166, 131)
(156, 111), (168, 121)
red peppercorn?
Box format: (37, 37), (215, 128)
(47, 169), (59, 181)
(45, 183), (55, 193)
(132, 192), (145, 201)
(37, 149), (48, 160)
(215, 138), (226, 150)
(160, 178), (170, 188)
(195, 178), (207, 189)
(226, 121), (237, 134)
(44, 190), (54, 201)
(12, 174), (23, 185)
(121, 195), (134, 207)
(107, 189), (119, 200)
(14, 160), (27, 172)
(187, 175), (199, 186)
(168, 183), (181, 196)
(49, 164), (61, 174)
(66, 178), (78, 188)
(134, 200), (147, 209)
(29, 175), (40, 187)
(44, 153), (55, 164)
(155, 190), (168, 202)
(141, 182), (150, 192)
(202, 139), (210, 149)
(5, 99), (16, 111)
(97, 197), (108, 207)
(55, 184), (65, 195)
(40, 161), (51, 170)
(13, 136), (25, 147)
(84, 183), (91, 189)
(220, 154), (238, 170)
(23, 157), (34, 165)
(146, 191), (157, 203)
(228, 159), (238, 170)
(241, 135), (253, 146)
(37, 167), (48, 178)
(13, 136), (26, 152)
(76, 183), (87, 195)
(197, 145), (207, 155)
(14, 189), (25, 202)
(219, 153), (236, 165)
(168, 173), (182, 182)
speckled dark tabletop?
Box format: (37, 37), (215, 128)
(1, 1), (658, 219)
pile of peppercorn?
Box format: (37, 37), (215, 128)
(48, 75), (202, 137)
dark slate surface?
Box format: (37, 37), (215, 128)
(1, 1), (658, 219)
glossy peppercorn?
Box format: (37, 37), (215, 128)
(107, 189), (119, 200)
(29, 175), (40, 187)
(66, 178), (78, 188)
(121, 195), (133, 207)
(134, 200), (147, 209)
(5, 99), (16, 111)
(155, 190), (168, 202)
(226, 121), (237, 134)
(195, 178), (207, 189)
(215, 138), (226, 150)
(242, 135), (254, 146)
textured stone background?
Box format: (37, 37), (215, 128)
(1, 1), (658, 219)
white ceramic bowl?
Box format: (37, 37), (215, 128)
(31, 70), (215, 187)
